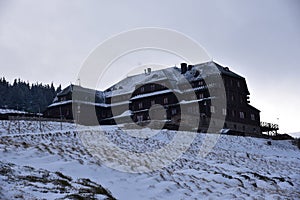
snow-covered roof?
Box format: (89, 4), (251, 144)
(53, 61), (248, 106)
(0, 108), (28, 114)
(55, 84), (105, 103)
(130, 89), (173, 100)
(104, 61), (238, 98)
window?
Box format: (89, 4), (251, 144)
(231, 95), (235, 101)
(163, 97), (168, 104)
(193, 106), (199, 114)
(239, 111), (245, 119)
(210, 106), (215, 113)
(198, 93), (204, 99)
(187, 106), (198, 114)
(140, 87), (144, 92)
(222, 108), (227, 116)
(237, 81), (240, 87)
(232, 110), (236, 117)
(137, 115), (143, 122)
(251, 114), (255, 120)
(151, 100), (155, 106)
(172, 108), (177, 115)
(150, 84), (155, 91)
(138, 102), (143, 109)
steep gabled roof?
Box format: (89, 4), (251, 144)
(56, 84), (105, 103)
(212, 62), (245, 79)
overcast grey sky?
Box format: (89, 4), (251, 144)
(0, 0), (299, 136)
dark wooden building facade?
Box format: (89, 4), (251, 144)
(44, 61), (261, 135)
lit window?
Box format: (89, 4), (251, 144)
(210, 106), (215, 113)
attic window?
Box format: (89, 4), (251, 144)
(152, 74), (158, 78)
(224, 67), (229, 71)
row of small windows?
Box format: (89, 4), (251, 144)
(230, 94), (245, 104)
(137, 97), (169, 109)
(135, 99), (256, 121)
(225, 79), (241, 88)
(139, 83), (167, 93)
(211, 106), (256, 120)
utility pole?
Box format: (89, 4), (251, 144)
(59, 106), (62, 130)
(39, 104), (42, 132)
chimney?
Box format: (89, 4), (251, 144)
(188, 65), (193, 71)
(180, 63), (187, 74)
(147, 68), (151, 74)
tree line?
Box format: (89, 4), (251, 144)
(0, 77), (62, 113)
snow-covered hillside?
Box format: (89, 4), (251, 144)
(0, 120), (299, 199)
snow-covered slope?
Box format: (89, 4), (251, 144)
(0, 121), (299, 199)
